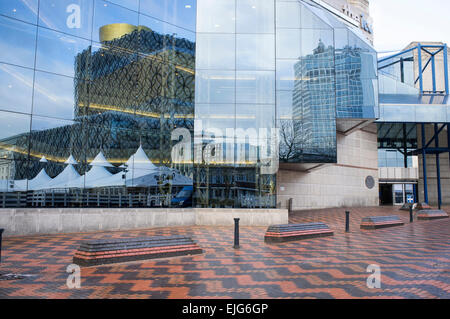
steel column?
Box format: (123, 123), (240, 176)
(403, 124), (408, 168)
(444, 44), (449, 95)
(421, 124), (428, 203)
(431, 54), (437, 93)
(448, 123), (450, 171)
(435, 124), (442, 209)
(417, 44), (424, 93)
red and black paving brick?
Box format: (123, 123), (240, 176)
(0, 206), (449, 299)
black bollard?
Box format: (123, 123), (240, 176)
(0, 228), (3, 264)
(345, 211), (350, 232)
(234, 218), (240, 249)
(409, 205), (413, 223)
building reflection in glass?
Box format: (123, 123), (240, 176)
(0, 21), (195, 208)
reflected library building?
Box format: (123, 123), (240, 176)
(0, 0), (380, 212)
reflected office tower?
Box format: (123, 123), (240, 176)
(292, 40), (336, 162)
(335, 45), (365, 118)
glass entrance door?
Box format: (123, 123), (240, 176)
(392, 183), (416, 205)
(393, 184), (404, 205)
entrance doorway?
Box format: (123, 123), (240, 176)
(379, 184), (393, 205)
(379, 183), (417, 205)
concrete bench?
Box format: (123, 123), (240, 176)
(360, 215), (404, 230)
(73, 235), (203, 267)
(417, 210), (449, 220)
(264, 222), (333, 243)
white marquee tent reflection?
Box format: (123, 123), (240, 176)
(0, 146), (192, 193)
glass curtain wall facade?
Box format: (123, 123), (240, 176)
(0, 0), (196, 208)
(0, 0), (378, 209)
(194, 0), (277, 208)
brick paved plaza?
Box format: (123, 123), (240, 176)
(0, 206), (449, 299)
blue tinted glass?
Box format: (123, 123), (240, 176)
(140, 0), (197, 32)
(139, 13), (195, 43)
(276, 1), (300, 29)
(276, 90), (294, 120)
(276, 29), (301, 59)
(92, 0), (138, 43)
(0, 0), (38, 25)
(236, 71), (275, 104)
(32, 71), (77, 120)
(196, 70), (235, 104)
(197, 0), (235, 33)
(36, 27), (91, 78)
(236, 34), (275, 70)
(236, 104), (275, 130)
(236, 0), (274, 34)
(0, 63), (34, 114)
(0, 16), (37, 68)
(107, 0), (139, 12)
(276, 60), (301, 91)
(39, 0), (94, 40)
(196, 33), (235, 70)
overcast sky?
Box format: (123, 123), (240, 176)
(370, 0), (450, 54)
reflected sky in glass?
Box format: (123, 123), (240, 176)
(0, 63), (34, 114)
(32, 71), (76, 120)
(0, 0), (38, 25)
(0, 15), (37, 68)
(36, 27), (91, 78)
(38, 0), (93, 40)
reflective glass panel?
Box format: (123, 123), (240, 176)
(88, 42), (137, 114)
(276, 59), (301, 91)
(276, 29), (301, 59)
(36, 27), (91, 78)
(236, 71), (275, 104)
(107, 0), (139, 12)
(196, 33), (235, 70)
(195, 70), (235, 104)
(140, 0), (197, 32)
(300, 1), (333, 29)
(276, 1), (300, 29)
(196, 0), (235, 33)
(32, 71), (78, 120)
(236, 104), (275, 131)
(39, 0), (94, 40)
(0, 16), (37, 68)
(92, 0), (138, 44)
(0, 63), (34, 114)
(236, 0), (274, 34)
(139, 13), (196, 43)
(0, 111), (31, 183)
(29, 115), (84, 188)
(0, 0), (39, 24)
(300, 28), (334, 57)
(276, 90), (294, 120)
(236, 34), (275, 70)
(279, 119), (336, 163)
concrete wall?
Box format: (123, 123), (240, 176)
(417, 124), (450, 205)
(0, 208), (288, 237)
(277, 125), (379, 210)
